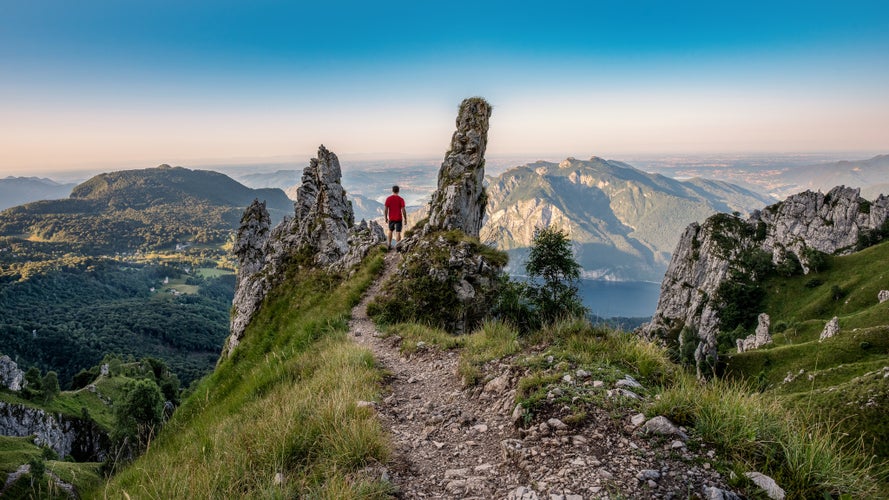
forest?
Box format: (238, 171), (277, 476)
(0, 258), (232, 387)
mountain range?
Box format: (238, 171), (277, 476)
(0, 176), (76, 211)
(480, 157), (772, 281)
(775, 154), (889, 199)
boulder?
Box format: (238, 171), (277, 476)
(0, 355), (25, 392)
(737, 313), (772, 353)
(640, 415), (688, 440)
(702, 486), (743, 500)
(745, 472), (785, 500)
(879, 290), (889, 304)
(819, 316), (840, 342)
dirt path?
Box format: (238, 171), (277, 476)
(349, 252), (731, 499)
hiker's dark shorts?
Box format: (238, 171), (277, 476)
(388, 220), (403, 232)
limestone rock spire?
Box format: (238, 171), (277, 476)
(425, 97), (492, 237)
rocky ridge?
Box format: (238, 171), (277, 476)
(222, 146), (384, 358)
(644, 186), (889, 374)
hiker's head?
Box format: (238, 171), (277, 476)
(392, 185), (400, 193)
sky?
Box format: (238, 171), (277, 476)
(1, 0), (888, 174)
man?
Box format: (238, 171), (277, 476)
(384, 185), (407, 251)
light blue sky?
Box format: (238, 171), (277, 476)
(1, 0), (887, 172)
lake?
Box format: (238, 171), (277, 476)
(577, 279), (661, 318)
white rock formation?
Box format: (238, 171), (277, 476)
(0, 355), (25, 392)
(644, 186), (889, 376)
(737, 313), (772, 353)
(222, 146), (384, 358)
(819, 316), (840, 342)
(424, 97), (491, 238)
(879, 290), (889, 304)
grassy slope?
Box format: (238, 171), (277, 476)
(0, 436), (102, 497)
(725, 240), (889, 462)
(0, 373), (131, 431)
(94, 251), (391, 499)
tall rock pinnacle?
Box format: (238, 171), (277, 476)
(425, 97), (492, 237)
(369, 97), (504, 335)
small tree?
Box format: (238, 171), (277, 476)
(526, 227), (587, 323)
(41, 371), (60, 403)
(114, 379), (164, 450)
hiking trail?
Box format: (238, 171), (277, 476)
(349, 252), (731, 499)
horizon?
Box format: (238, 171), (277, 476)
(2, 1), (888, 172)
(4, 150), (885, 183)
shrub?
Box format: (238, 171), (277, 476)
(113, 378), (165, 450)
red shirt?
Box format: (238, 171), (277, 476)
(385, 194), (405, 221)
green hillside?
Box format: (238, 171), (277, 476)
(0, 165), (292, 254)
(1, 356), (182, 497)
(97, 251), (391, 498)
(725, 239), (889, 460)
(90, 247), (885, 498)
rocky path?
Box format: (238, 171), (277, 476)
(350, 253), (733, 499)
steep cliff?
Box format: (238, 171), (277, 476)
(371, 97), (505, 334)
(644, 186), (889, 375)
(0, 401), (108, 461)
(222, 146), (384, 358)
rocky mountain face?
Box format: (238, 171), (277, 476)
(371, 97), (505, 334)
(644, 186), (889, 376)
(481, 158), (771, 281)
(0, 401), (109, 461)
(223, 146), (385, 358)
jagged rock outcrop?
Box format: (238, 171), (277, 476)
(0, 355), (25, 392)
(424, 97), (492, 237)
(736, 313), (772, 353)
(644, 186), (889, 375)
(820, 317), (840, 342)
(371, 97), (505, 334)
(222, 146), (384, 358)
(0, 402), (109, 461)
(879, 290), (889, 304)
